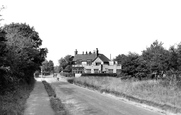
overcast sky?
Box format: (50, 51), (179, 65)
(1, 0), (181, 65)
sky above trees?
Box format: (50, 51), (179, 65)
(1, 0), (181, 65)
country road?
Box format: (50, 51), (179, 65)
(46, 76), (165, 115)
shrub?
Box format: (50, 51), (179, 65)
(81, 73), (117, 77)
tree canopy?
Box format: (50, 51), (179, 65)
(42, 60), (54, 75)
(0, 23), (47, 86)
(115, 40), (181, 80)
(58, 55), (74, 72)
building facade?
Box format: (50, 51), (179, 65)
(72, 48), (122, 74)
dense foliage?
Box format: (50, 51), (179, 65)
(115, 40), (181, 80)
(42, 60), (54, 75)
(0, 23), (47, 94)
(58, 55), (74, 72)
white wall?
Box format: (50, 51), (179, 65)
(103, 65), (122, 73)
(84, 65), (101, 73)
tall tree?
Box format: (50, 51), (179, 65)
(114, 54), (127, 65)
(42, 60), (54, 75)
(58, 55), (73, 72)
(0, 30), (6, 67)
(58, 58), (67, 71)
(48, 60), (54, 73)
(3, 23), (47, 83)
(142, 40), (169, 78)
(121, 52), (140, 78)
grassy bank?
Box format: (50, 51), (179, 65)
(42, 81), (68, 115)
(69, 77), (181, 113)
(0, 82), (34, 115)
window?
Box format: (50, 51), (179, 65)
(86, 69), (91, 73)
(104, 62), (109, 65)
(94, 69), (99, 73)
(108, 69), (113, 73)
(96, 62), (101, 66)
(72, 67), (84, 73)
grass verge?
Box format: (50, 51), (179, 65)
(67, 77), (181, 114)
(42, 80), (68, 115)
(0, 83), (34, 115)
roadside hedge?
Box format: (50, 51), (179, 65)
(81, 73), (117, 77)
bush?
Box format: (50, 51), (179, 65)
(81, 73), (117, 77)
(60, 72), (75, 77)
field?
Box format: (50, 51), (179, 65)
(70, 76), (181, 112)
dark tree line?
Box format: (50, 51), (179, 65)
(0, 23), (47, 94)
(115, 40), (181, 80)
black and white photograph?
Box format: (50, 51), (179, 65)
(0, 0), (181, 115)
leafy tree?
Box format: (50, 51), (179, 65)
(2, 23), (47, 83)
(0, 30), (6, 67)
(58, 55), (74, 72)
(135, 56), (150, 79)
(42, 60), (49, 74)
(115, 40), (171, 80)
(54, 65), (60, 73)
(0, 29), (8, 91)
(167, 46), (178, 73)
(42, 60), (54, 75)
(58, 58), (67, 71)
(121, 52), (140, 77)
(142, 40), (169, 78)
(48, 60), (54, 73)
(114, 54), (127, 65)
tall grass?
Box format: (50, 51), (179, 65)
(73, 77), (181, 109)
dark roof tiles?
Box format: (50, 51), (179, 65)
(98, 54), (110, 62)
(73, 53), (110, 62)
(73, 54), (97, 61)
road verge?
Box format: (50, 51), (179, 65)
(42, 80), (68, 115)
(67, 77), (181, 114)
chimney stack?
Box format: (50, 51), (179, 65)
(86, 51), (88, 54)
(82, 51), (84, 55)
(96, 48), (99, 56)
(75, 49), (78, 55)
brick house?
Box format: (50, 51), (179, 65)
(72, 48), (122, 75)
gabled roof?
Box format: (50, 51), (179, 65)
(97, 54), (110, 62)
(73, 53), (110, 62)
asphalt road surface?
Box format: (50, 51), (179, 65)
(50, 77), (164, 115)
